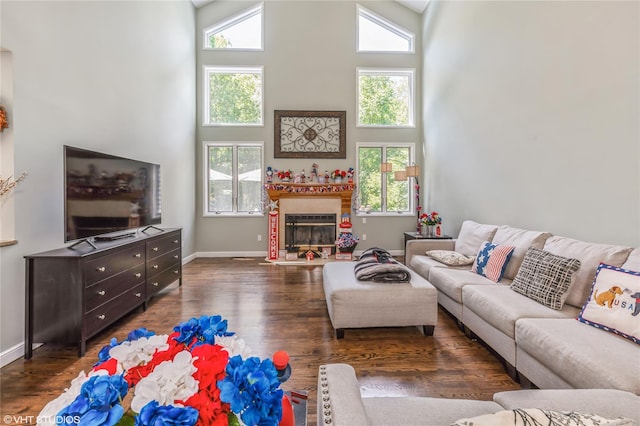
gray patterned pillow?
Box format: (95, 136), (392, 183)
(511, 247), (581, 310)
(425, 250), (476, 266)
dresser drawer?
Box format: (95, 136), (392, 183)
(84, 244), (145, 285)
(85, 283), (145, 338)
(85, 264), (145, 313)
(146, 232), (181, 259)
(147, 265), (181, 298)
(147, 249), (180, 277)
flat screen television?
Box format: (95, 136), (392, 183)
(64, 145), (162, 243)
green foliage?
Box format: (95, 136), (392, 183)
(209, 33), (231, 48)
(358, 146), (411, 213)
(358, 75), (409, 126)
(209, 72), (262, 125)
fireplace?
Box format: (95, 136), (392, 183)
(285, 213), (336, 253)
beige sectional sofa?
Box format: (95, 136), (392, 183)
(405, 221), (640, 394)
(318, 363), (640, 426)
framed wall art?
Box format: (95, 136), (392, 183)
(274, 110), (346, 158)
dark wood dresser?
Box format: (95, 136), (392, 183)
(24, 228), (181, 359)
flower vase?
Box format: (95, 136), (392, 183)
(281, 177), (290, 182)
(422, 225), (434, 237)
(334, 177), (342, 184)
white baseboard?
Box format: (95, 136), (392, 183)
(1, 342), (42, 367)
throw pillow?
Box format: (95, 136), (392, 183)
(577, 263), (640, 345)
(425, 250), (475, 266)
(471, 241), (515, 282)
(454, 220), (499, 257)
(511, 247), (581, 310)
(451, 408), (633, 426)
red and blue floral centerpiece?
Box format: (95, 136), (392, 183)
(38, 315), (288, 426)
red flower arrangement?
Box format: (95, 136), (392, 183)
(330, 169), (347, 180)
(276, 170), (292, 180)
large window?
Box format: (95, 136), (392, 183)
(357, 5), (414, 53)
(357, 143), (414, 215)
(204, 142), (263, 216)
(203, 3), (263, 50)
(357, 68), (414, 127)
(204, 66), (263, 126)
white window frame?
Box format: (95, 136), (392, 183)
(203, 3), (264, 51)
(203, 66), (264, 127)
(203, 141), (264, 217)
(356, 142), (416, 216)
(356, 4), (415, 53)
(356, 68), (415, 128)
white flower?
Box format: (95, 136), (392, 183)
(215, 335), (252, 359)
(109, 334), (170, 373)
(37, 370), (109, 425)
(131, 350), (198, 413)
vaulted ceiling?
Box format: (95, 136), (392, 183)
(191, 0), (430, 14)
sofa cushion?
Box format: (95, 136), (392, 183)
(492, 225), (552, 280)
(542, 236), (633, 308)
(462, 286), (578, 338)
(510, 247), (581, 310)
(472, 241), (515, 283)
(451, 408), (632, 426)
(494, 389), (640, 425)
(455, 221), (499, 257)
(515, 318), (640, 393)
(429, 268), (502, 304)
(577, 263), (640, 344)
(363, 396), (503, 426)
(622, 248), (640, 271)
(425, 250), (475, 266)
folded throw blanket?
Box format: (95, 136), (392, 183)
(354, 247), (411, 282)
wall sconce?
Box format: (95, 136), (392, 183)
(380, 162), (393, 173)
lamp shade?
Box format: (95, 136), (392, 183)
(406, 165), (420, 177)
(380, 163), (393, 173)
(394, 170), (407, 181)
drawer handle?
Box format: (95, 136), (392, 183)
(173, 240), (179, 244)
(173, 255), (179, 259)
(152, 265), (159, 269)
(135, 292), (142, 298)
(152, 247), (159, 252)
(97, 314), (106, 320)
(173, 270), (179, 274)
(152, 282), (159, 286)
(134, 253), (142, 258)
(98, 290), (106, 296)
(135, 273), (142, 278)
(96, 266), (106, 272)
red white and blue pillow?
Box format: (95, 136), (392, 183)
(578, 263), (640, 344)
(471, 241), (515, 282)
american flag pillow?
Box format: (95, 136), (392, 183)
(472, 241), (515, 282)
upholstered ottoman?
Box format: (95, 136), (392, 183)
(322, 261), (438, 338)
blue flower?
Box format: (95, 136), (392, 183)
(94, 337), (119, 366)
(218, 355), (283, 426)
(134, 401), (199, 426)
(127, 327), (155, 341)
(173, 315), (235, 346)
(57, 374), (128, 426)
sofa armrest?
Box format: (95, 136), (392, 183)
(405, 239), (456, 265)
(317, 364), (369, 426)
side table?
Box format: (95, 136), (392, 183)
(403, 231), (452, 264)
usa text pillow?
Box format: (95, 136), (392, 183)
(471, 241), (515, 282)
(577, 263), (640, 344)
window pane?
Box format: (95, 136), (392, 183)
(238, 146), (262, 212)
(386, 147), (410, 212)
(208, 146), (232, 212)
(208, 11), (261, 49)
(358, 72), (411, 126)
(358, 13), (412, 52)
(208, 69), (262, 125)
(358, 147), (382, 212)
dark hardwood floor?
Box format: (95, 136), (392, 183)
(0, 257), (520, 425)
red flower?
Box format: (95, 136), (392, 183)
(93, 358), (118, 375)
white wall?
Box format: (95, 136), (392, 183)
(422, 1), (639, 247)
(0, 0), (196, 365)
(194, 1), (423, 254)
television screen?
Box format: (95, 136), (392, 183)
(64, 145), (161, 242)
